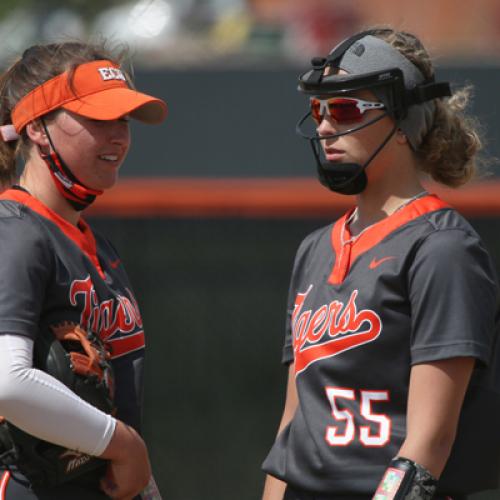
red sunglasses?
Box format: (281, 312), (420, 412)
(310, 97), (386, 124)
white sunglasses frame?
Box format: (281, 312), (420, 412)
(310, 97), (386, 122)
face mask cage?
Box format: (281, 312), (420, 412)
(294, 68), (406, 195)
(300, 67), (406, 112)
(294, 30), (452, 195)
(296, 65), (452, 141)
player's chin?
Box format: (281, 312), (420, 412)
(88, 171), (120, 191)
(102, 175), (120, 190)
(324, 155), (358, 166)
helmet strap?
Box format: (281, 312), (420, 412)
(39, 119), (102, 211)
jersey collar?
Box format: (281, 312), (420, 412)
(0, 188), (105, 279)
(328, 194), (450, 285)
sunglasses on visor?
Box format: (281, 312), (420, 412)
(310, 97), (386, 124)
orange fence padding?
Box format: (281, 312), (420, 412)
(87, 177), (500, 218)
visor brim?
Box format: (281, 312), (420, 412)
(62, 87), (167, 124)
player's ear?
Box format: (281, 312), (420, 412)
(26, 119), (49, 147)
(396, 128), (408, 145)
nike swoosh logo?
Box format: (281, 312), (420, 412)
(369, 256), (396, 270)
(109, 259), (121, 269)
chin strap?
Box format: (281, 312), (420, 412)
(311, 118), (399, 195)
(40, 120), (103, 212)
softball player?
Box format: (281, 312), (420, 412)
(262, 28), (500, 499)
(0, 43), (166, 499)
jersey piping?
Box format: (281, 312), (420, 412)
(0, 471), (9, 500)
(0, 189), (105, 279)
(328, 194), (449, 284)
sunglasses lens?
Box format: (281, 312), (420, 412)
(329, 98), (363, 123)
(310, 98), (323, 123)
(309, 98), (365, 124)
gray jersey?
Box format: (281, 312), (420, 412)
(0, 188), (146, 493)
(263, 195), (500, 495)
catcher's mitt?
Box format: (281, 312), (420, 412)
(0, 322), (115, 487)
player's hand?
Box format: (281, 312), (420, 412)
(99, 420), (151, 499)
(140, 475), (163, 499)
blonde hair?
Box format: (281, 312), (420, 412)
(0, 41), (129, 185)
(372, 28), (482, 187)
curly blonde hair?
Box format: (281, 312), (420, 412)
(372, 28), (482, 187)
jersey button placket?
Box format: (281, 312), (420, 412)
(337, 239), (352, 283)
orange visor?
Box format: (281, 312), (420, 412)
(11, 60), (167, 133)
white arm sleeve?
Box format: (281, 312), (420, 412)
(0, 333), (116, 456)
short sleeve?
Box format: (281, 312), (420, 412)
(408, 228), (497, 365)
(0, 211), (52, 338)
